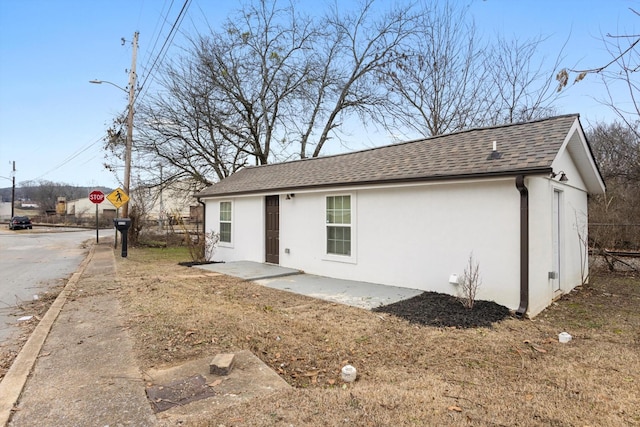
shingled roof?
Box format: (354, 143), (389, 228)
(197, 114), (580, 197)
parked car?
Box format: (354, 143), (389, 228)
(9, 216), (33, 230)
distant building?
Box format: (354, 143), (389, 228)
(66, 197), (116, 218)
(56, 197), (66, 215)
(135, 180), (200, 224)
(0, 202), (11, 220)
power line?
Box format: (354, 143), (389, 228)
(67, 0), (192, 186)
(33, 134), (106, 181)
(138, 0), (176, 86)
(136, 0), (192, 104)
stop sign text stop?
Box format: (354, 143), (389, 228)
(89, 190), (105, 204)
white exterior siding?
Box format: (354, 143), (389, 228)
(527, 175), (589, 316)
(204, 173), (590, 317)
(205, 178), (527, 312)
(207, 197), (265, 262)
(313, 180), (522, 310)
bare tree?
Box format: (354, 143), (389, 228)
(556, 8), (639, 134)
(132, 0), (572, 186)
(587, 121), (640, 251)
(134, 56), (249, 186)
(484, 35), (562, 124)
(127, 184), (157, 245)
(135, 0), (421, 182)
(378, 3), (561, 137)
(380, 1), (488, 137)
(137, 0), (317, 184)
(589, 121), (640, 183)
(574, 210), (590, 285)
(295, 0), (419, 156)
(595, 30), (640, 138)
(20, 180), (89, 212)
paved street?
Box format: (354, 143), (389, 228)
(0, 227), (111, 343)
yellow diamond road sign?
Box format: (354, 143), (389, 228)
(107, 188), (130, 209)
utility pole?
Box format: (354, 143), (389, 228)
(122, 31), (138, 219)
(159, 164), (164, 229)
(11, 161), (15, 218)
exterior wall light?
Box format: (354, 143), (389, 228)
(551, 171), (568, 182)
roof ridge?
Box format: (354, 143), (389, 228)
(402, 113), (580, 144)
(242, 114), (580, 171)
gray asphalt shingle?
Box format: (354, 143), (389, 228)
(197, 114), (579, 197)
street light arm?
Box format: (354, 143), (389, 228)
(89, 79), (127, 93)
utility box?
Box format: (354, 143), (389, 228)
(113, 218), (132, 257)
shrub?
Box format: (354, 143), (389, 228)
(459, 253), (482, 309)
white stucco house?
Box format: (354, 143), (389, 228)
(195, 115), (605, 317)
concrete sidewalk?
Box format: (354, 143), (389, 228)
(0, 241), (156, 427)
(0, 246), (422, 426)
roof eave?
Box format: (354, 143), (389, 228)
(195, 167), (553, 199)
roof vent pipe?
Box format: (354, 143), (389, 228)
(487, 140), (503, 160)
(515, 175), (529, 318)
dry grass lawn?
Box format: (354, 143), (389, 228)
(115, 247), (640, 426)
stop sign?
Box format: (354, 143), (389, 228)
(89, 190), (105, 204)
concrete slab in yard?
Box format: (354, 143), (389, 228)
(144, 350), (290, 424)
(196, 261), (423, 310)
(255, 274), (424, 309)
(195, 261), (301, 280)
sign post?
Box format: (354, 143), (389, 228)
(89, 190), (105, 243)
(107, 188), (130, 251)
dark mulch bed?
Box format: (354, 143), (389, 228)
(177, 261), (222, 267)
(373, 291), (511, 328)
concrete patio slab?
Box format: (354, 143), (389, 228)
(196, 261), (423, 310)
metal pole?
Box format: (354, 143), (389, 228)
(114, 207), (118, 249)
(11, 161), (15, 218)
(95, 203), (99, 243)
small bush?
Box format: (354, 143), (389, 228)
(459, 253), (482, 309)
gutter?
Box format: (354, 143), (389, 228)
(515, 175), (529, 318)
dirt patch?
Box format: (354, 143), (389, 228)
(115, 248), (640, 426)
(0, 287), (63, 382)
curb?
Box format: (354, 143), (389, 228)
(0, 244), (97, 426)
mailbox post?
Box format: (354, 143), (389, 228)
(113, 218), (132, 257)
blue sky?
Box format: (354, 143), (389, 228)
(0, 0), (637, 188)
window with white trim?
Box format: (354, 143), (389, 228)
(326, 195), (351, 256)
(219, 201), (232, 243)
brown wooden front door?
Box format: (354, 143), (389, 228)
(265, 195), (280, 264)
